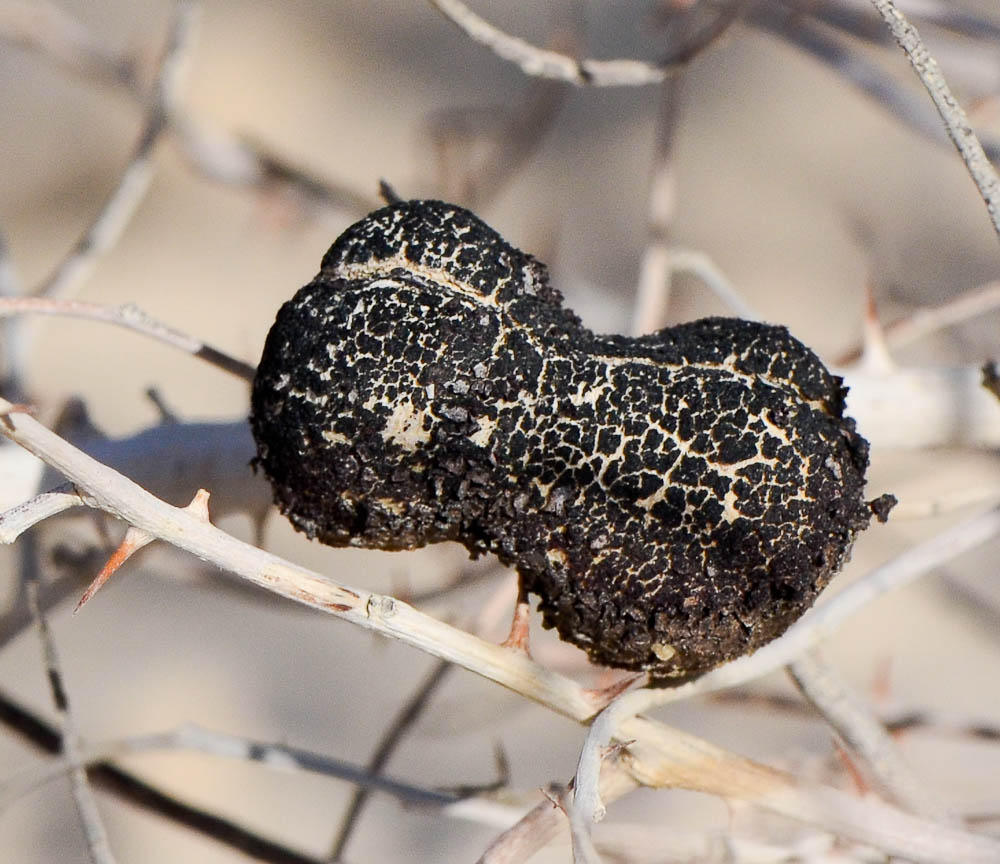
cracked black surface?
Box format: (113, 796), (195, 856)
(251, 200), (887, 681)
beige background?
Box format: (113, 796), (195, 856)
(2, 1), (1000, 861)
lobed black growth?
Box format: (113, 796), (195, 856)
(251, 200), (887, 682)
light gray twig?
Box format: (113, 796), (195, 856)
(426, 0), (741, 87)
(0, 1), (132, 85)
(788, 649), (956, 822)
(0, 483), (87, 543)
(838, 279), (1000, 365)
(2, 721), (458, 814)
(869, 0), (1000, 240)
(0, 296), (255, 381)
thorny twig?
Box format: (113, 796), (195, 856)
(837, 279), (1000, 365)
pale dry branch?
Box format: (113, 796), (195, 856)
(870, 0), (1000, 44)
(2, 401), (1000, 862)
(0, 226), (17, 299)
(666, 249), (758, 320)
(34, 0), (200, 300)
(0, 223), (27, 399)
(843, 364), (1000, 449)
(870, 0), (1000, 239)
(426, 0), (741, 87)
(478, 764), (639, 864)
(0, 296), (256, 381)
(750, 5), (1000, 164)
(25, 574), (116, 864)
(0, 482), (87, 543)
(579, 693), (1000, 864)
(788, 649), (955, 821)
(838, 279), (1000, 365)
(631, 79), (682, 337)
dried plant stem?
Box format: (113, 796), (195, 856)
(869, 0), (1000, 240)
(0, 483), (87, 543)
(327, 660), (452, 860)
(837, 279), (1000, 365)
(0, 1), (132, 86)
(663, 249), (757, 320)
(788, 649), (955, 821)
(576, 689), (1000, 864)
(0, 296), (255, 381)
(25, 576), (116, 864)
(426, 0), (741, 87)
(478, 764), (639, 864)
(2, 722), (458, 815)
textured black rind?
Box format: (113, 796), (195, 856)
(251, 200), (878, 681)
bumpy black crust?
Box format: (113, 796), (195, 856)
(251, 200), (876, 681)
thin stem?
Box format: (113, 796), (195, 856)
(426, 0), (742, 87)
(34, 1), (200, 299)
(789, 649), (955, 822)
(0, 297), (255, 381)
(326, 661), (452, 860)
(869, 0), (1000, 240)
(26, 575), (117, 863)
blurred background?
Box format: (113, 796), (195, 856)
(2, 0), (1000, 861)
